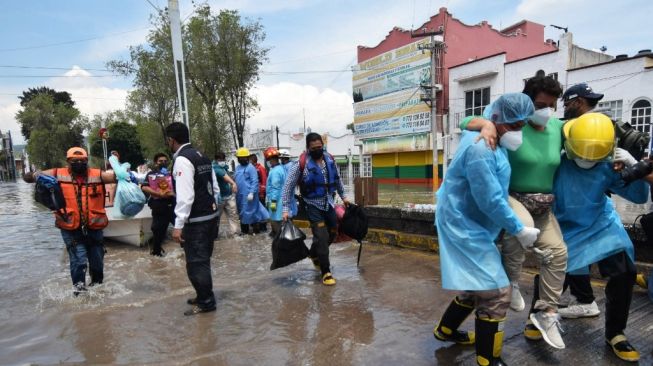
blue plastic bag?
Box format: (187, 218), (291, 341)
(109, 156), (146, 217)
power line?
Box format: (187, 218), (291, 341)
(0, 65), (113, 72)
(144, 0), (163, 12)
(0, 75), (119, 78)
(0, 26), (150, 53)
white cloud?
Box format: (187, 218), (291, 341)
(205, 0), (315, 14)
(0, 101), (22, 144)
(249, 82), (353, 135)
(83, 27), (149, 63)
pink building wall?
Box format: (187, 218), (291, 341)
(357, 7), (557, 113)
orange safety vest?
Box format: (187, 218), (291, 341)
(54, 168), (108, 231)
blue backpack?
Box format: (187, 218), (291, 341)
(35, 174), (66, 212)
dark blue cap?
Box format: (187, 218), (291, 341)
(562, 83), (604, 102)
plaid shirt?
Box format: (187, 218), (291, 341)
(282, 158), (346, 212)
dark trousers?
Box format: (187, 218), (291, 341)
(563, 251), (636, 339)
(60, 229), (104, 286)
(151, 209), (174, 254)
(306, 204), (337, 275)
(182, 219), (217, 309)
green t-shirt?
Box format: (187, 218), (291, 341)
(460, 116), (564, 193)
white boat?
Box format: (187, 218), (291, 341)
(104, 205), (153, 247)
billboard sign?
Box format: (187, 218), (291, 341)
(353, 39), (431, 101)
(354, 88), (431, 139)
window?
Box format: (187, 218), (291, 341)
(597, 100), (623, 121)
(631, 99), (652, 135)
(464, 87), (490, 117)
(361, 156), (372, 177)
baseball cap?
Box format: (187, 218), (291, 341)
(66, 147), (88, 159)
(562, 83), (604, 102)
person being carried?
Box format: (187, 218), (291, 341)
(433, 93), (539, 366)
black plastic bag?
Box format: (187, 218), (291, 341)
(270, 220), (309, 270)
(340, 204), (368, 242)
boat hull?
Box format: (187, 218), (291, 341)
(104, 206), (153, 247)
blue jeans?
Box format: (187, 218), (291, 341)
(60, 229), (105, 287)
(182, 219), (217, 309)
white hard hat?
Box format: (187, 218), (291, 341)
(279, 149), (291, 158)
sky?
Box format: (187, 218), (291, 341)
(1, 0), (651, 145)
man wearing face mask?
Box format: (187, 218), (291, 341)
(281, 133), (349, 286)
(264, 147), (286, 237)
(250, 153), (268, 233)
(141, 153), (175, 256)
(551, 112), (652, 362)
(461, 73), (568, 349)
(212, 152), (238, 238)
(433, 93), (539, 366)
(25, 147), (117, 296)
(235, 147), (269, 235)
(279, 149), (299, 218)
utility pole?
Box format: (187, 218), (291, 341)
(168, 0), (190, 135)
(303, 108), (306, 133)
(413, 29), (444, 191)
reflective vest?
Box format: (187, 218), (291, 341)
(55, 168), (108, 231)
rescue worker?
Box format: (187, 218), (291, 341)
(264, 147), (286, 237)
(250, 153), (268, 232)
(235, 147), (269, 234)
(165, 122), (220, 316)
(433, 93), (539, 366)
(282, 133), (349, 286)
(461, 72), (567, 349)
(28, 147), (117, 296)
(141, 153), (175, 256)
(552, 113), (651, 362)
(212, 152), (239, 238)
(279, 149), (298, 218)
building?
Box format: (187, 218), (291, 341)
(0, 130), (18, 181)
(354, 7), (559, 188)
(447, 32), (652, 156)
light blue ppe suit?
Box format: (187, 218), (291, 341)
(282, 161), (298, 217)
(436, 131), (525, 291)
(482, 92), (535, 124)
(266, 164), (286, 221)
(235, 163), (269, 225)
(553, 157), (649, 274)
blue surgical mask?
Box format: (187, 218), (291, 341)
(217, 161), (226, 167)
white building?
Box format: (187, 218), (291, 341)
(445, 32), (651, 157)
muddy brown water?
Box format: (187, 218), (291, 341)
(1, 181), (652, 365)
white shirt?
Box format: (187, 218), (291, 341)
(172, 143), (220, 229)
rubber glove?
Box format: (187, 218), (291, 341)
(247, 193), (254, 202)
(533, 247), (554, 265)
(614, 148), (637, 167)
(515, 227), (540, 249)
(269, 201), (277, 211)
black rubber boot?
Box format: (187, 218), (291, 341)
(240, 223), (250, 235)
(475, 317), (508, 366)
(433, 297), (475, 345)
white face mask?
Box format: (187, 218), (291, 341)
(530, 107), (552, 126)
(217, 161), (226, 167)
(574, 158), (597, 169)
(499, 130), (523, 151)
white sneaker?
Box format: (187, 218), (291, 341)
(558, 300), (600, 319)
(530, 311), (565, 349)
(510, 282), (525, 311)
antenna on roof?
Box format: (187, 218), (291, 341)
(549, 24), (568, 33)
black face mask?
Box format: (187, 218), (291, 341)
(309, 148), (324, 160)
(70, 161), (88, 175)
(238, 159), (249, 166)
(563, 106), (581, 120)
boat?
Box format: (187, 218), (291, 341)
(104, 205), (153, 247)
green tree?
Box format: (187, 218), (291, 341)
(16, 94), (85, 169)
(18, 87), (75, 140)
(89, 113), (145, 168)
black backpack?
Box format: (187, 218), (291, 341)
(340, 204), (368, 243)
(35, 174), (66, 212)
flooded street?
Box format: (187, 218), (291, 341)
(1, 180), (652, 365)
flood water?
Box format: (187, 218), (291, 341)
(1, 180), (652, 365)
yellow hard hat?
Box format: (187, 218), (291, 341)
(563, 112), (615, 161)
(236, 147), (250, 157)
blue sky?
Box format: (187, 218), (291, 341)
(1, 0), (651, 144)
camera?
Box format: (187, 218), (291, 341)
(620, 160), (653, 184)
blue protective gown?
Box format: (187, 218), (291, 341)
(553, 157), (649, 273)
(235, 163), (269, 224)
(282, 161), (298, 217)
(436, 131), (524, 291)
(266, 164), (286, 221)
